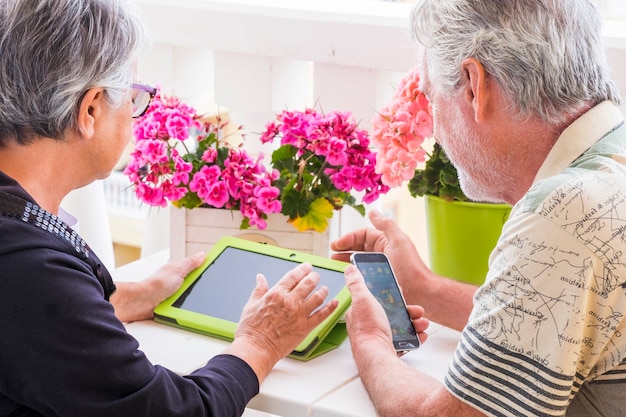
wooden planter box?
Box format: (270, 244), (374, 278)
(169, 207), (333, 261)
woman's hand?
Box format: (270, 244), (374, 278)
(111, 252), (205, 322)
(225, 262), (338, 383)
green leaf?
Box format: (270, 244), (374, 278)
(280, 190), (311, 218)
(350, 203), (366, 217)
(271, 145), (298, 173)
(407, 171), (428, 198)
(440, 163), (460, 188)
(289, 198), (334, 232)
(407, 142), (469, 201)
(239, 217), (251, 230)
(171, 192), (202, 209)
(216, 145), (230, 164)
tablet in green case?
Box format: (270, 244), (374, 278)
(154, 236), (352, 361)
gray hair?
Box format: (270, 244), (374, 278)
(411, 0), (621, 125)
(0, 0), (149, 145)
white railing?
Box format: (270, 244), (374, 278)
(132, 0), (420, 135)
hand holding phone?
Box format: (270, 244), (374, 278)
(350, 252), (420, 352)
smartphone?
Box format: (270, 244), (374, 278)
(350, 252), (420, 352)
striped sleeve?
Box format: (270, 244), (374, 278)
(445, 327), (575, 417)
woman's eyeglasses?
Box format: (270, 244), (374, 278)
(131, 83), (157, 118)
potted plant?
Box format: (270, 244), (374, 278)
(259, 108), (389, 233)
(124, 88), (390, 259)
(371, 68), (511, 285)
(124, 90), (282, 228)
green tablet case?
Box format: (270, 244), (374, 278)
(154, 236), (351, 361)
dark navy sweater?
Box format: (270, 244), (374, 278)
(0, 171), (259, 416)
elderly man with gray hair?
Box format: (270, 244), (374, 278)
(333, 1), (626, 416)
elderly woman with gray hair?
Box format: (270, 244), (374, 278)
(0, 1), (338, 416)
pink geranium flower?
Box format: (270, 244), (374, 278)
(371, 67), (433, 188)
(259, 107), (390, 232)
(125, 88), (282, 230)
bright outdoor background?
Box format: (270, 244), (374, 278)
(87, 0), (626, 267)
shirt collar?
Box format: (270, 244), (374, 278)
(533, 101), (624, 183)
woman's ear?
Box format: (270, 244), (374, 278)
(76, 88), (105, 139)
(460, 58), (489, 123)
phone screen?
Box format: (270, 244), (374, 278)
(350, 252), (420, 352)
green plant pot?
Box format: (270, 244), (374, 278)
(424, 195), (511, 286)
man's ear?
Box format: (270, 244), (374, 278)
(77, 88), (105, 139)
(460, 58), (489, 123)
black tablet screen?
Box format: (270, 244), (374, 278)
(173, 247), (346, 322)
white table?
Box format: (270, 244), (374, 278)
(124, 319), (361, 417)
(112, 251), (461, 417)
(243, 409), (281, 417)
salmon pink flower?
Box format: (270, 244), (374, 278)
(371, 67), (433, 188)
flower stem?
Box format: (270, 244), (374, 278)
(311, 159), (329, 189)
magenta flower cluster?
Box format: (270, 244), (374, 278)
(260, 108), (389, 231)
(124, 90), (282, 229)
(262, 108), (388, 204)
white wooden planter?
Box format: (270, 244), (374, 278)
(169, 207), (334, 261)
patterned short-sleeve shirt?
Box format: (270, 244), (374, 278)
(445, 102), (626, 417)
